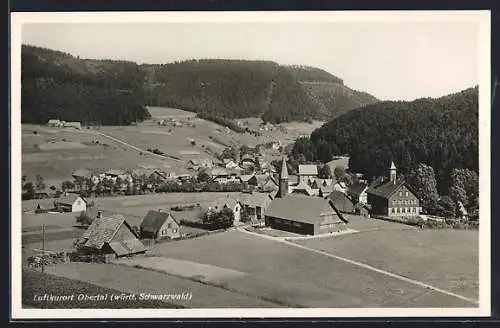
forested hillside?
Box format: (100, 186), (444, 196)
(293, 87), (478, 194)
(21, 45), (151, 125)
(21, 45), (378, 125)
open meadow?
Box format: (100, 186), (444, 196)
(146, 229), (476, 307)
(21, 124), (176, 182)
(293, 226), (479, 299)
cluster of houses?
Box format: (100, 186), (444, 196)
(61, 157), (424, 263)
(47, 119), (82, 130)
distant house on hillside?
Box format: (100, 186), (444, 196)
(366, 162), (421, 217)
(223, 159), (239, 169)
(208, 195), (242, 223)
(63, 121), (82, 130)
(140, 210), (181, 240)
(209, 167), (231, 184)
(54, 194), (87, 213)
(104, 169), (131, 182)
(75, 215), (146, 259)
(47, 119), (62, 127)
(298, 165), (318, 184)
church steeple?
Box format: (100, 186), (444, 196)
(389, 161), (397, 183)
(278, 157), (289, 198)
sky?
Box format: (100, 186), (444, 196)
(21, 20), (479, 101)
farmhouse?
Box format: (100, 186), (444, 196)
(298, 164), (318, 184)
(140, 210), (181, 240)
(47, 119), (62, 127)
(76, 215), (146, 258)
(348, 182), (368, 204)
(208, 195), (242, 223)
(54, 194), (87, 212)
(240, 192), (273, 220)
(327, 190), (356, 214)
(63, 121), (82, 130)
(366, 162), (421, 217)
(223, 159), (239, 169)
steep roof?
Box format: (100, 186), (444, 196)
(366, 177), (406, 199)
(280, 157), (288, 179)
(240, 192), (273, 209)
(140, 210), (177, 233)
(298, 165), (318, 176)
(328, 190), (355, 210)
(55, 194), (86, 206)
(210, 196), (240, 211)
(320, 184), (334, 194)
(349, 182), (368, 197)
(239, 174), (255, 182)
(78, 215), (145, 255)
(265, 194), (343, 225)
(290, 181), (315, 196)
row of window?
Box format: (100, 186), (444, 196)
(392, 199), (418, 205)
(399, 191), (409, 197)
(390, 207), (418, 214)
(161, 228), (178, 235)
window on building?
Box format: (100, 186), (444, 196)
(167, 222), (172, 229)
(405, 191), (409, 197)
(392, 199), (396, 204)
(412, 207), (416, 213)
(173, 228), (178, 233)
(399, 191), (402, 197)
(402, 208), (405, 213)
(396, 208), (400, 213)
(391, 208), (395, 214)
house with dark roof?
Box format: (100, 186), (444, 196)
(54, 194), (87, 212)
(348, 181), (368, 204)
(76, 215), (146, 258)
(298, 165), (318, 184)
(328, 190), (356, 214)
(265, 194), (345, 235)
(140, 210), (181, 240)
(265, 157), (346, 235)
(366, 162), (421, 217)
(240, 192), (273, 220)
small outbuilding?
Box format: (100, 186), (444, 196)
(54, 194), (87, 213)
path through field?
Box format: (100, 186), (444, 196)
(237, 227), (479, 306)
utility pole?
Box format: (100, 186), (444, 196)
(41, 224), (45, 273)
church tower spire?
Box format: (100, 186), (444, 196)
(278, 157), (289, 198)
(389, 161), (397, 183)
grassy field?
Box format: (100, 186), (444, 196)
(293, 228), (479, 299)
(21, 124), (174, 182)
(42, 262), (280, 308)
(147, 230), (474, 307)
(23, 269), (182, 308)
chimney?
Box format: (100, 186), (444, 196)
(97, 211), (102, 219)
(158, 209), (162, 213)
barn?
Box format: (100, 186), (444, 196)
(264, 194), (346, 235)
(75, 215), (146, 258)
